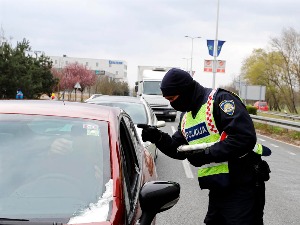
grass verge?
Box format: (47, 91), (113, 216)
(254, 122), (300, 146)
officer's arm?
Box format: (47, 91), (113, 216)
(209, 91), (257, 162)
(154, 131), (187, 160)
(155, 114), (188, 160)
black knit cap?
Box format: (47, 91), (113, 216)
(160, 68), (194, 96)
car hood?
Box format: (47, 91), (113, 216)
(142, 95), (171, 108)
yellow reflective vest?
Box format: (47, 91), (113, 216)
(181, 89), (263, 189)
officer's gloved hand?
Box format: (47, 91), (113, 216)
(141, 126), (162, 143)
(186, 148), (211, 167)
(262, 145), (272, 156)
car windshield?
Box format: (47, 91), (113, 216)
(91, 101), (148, 124)
(143, 81), (162, 95)
(0, 114), (111, 223)
(259, 102), (267, 106)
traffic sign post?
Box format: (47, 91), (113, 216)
(74, 82), (81, 102)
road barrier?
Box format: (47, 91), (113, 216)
(250, 115), (300, 132)
(261, 111), (300, 121)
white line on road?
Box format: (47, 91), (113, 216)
(257, 133), (300, 148)
(171, 126), (195, 179)
(258, 138), (266, 142)
(287, 151), (296, 156)
(270, 144), (279, 148)
(182, 159), (194, 179)
(171, 126), (176, 134)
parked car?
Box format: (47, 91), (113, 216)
(86, 95), (166, 161)
(0, 100), (179, 225)
(254, 101), (269, 111)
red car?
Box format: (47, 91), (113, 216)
(0, 100), (180, 225)
(254, 101), (269, 111)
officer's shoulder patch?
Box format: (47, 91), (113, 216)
(219, 100), (235, 116)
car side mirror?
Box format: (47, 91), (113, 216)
(137, 181), (180, 225)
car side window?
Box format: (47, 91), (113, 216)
(146, 101), (157, 125)
(124, 114), (143, 158)
(119, 115), (142, 223)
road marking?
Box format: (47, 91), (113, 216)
(258, 138), (265, 142)
(171, 126), (194, 179)
(270, 144), (279, 148)
(171, 126), (176, 134)
(182, 159), (194, 179)
(257, 133), (300, 148)
(287, 151), (296, 156)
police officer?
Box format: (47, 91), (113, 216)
(140, 68), (271, 225)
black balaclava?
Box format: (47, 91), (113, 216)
(160, 68), (196, 112)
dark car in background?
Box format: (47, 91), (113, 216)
(85, 95), (166, 161)
(0, 100), (179, 225)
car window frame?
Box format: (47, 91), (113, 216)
(119, 113), (143, 224)
(142, 98), (157, 126)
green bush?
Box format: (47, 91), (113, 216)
(246, 105), (257, 115)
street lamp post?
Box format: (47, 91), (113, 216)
(182, 57), (191, 72)
(212, 0), (220, 89)
(185, 35), (201, 76)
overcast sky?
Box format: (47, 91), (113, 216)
(1, 0), (300, 88)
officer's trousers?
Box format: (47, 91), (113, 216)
(204, 182), (265, 225)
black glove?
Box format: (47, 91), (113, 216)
(254, 160), (271, 182)
(186, 148), (211, 167)
(262, 145), (272, 156)
(141, 126), (162, 143)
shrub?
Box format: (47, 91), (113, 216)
(246, 105), (257, 115)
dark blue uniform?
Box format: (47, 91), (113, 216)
(141, 68), (270, 225)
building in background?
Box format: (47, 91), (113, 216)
(49, 55), (128, 83)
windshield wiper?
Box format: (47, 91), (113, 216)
(0, 218), (63, 225)
(0, 218), (29, 221)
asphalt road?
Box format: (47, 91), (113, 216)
(155, 116), (300, 225)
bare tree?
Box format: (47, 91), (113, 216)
(270, 27), (299, 113)
(52, 63), (97, 101)
(241, 28), (300, 113)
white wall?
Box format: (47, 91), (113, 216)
(49, 56), (128, 82)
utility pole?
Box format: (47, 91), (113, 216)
(212, 0), (220, 89)
(185, 36), (201, 76)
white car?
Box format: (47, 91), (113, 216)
(86, 95), (166, 161)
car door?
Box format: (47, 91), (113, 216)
(119, 114), (143, 225)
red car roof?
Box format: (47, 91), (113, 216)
(0, 100), (120, 121)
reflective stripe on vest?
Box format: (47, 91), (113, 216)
(239, 144), (263, 158)
(253, 143), (263, 155)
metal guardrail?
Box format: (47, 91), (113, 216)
(261, 111), (300, 121)
(250, 115), (300, 132)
